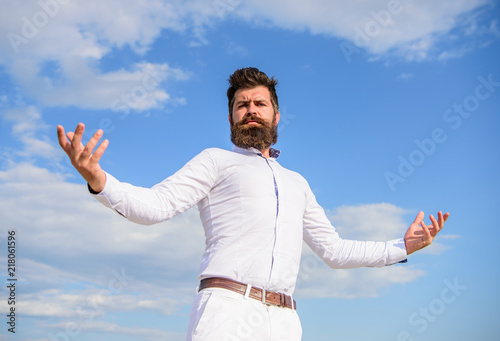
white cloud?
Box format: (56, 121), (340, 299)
(6, 285), (186, 318)
(1, 0), (196, 111)
(225, 41), (249, 56)
(438, 234), (461, 240)
(8, 59), (189, 112)
(43, 320), (185, 341)
(0, 162), (204, 314)
(295, 245), (426, 298)
(1, 106), (59, 161)
(327, 203), (411, 241)
(0, 163), (206, 262)
(1, 0), (195, 60)
(235, 0), (493, 60)
(0, 0), (496, 114)
(397, 72), (415, 81)
(294, 202), (456, 298)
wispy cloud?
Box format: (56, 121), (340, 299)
(43, 320), (185, 341)
(397, 72), (415, 81)
(295, 253), (426, 298)
(293, 203), (457, 298)
(327, 203), (412, 241)
(1, 0), (198, 112)
(8, 59), (189, 111)
(0, 161), (203, 336)
(235, 0), (494, 61)
(1, 0), (496, 114)
(0, 106), (58, 161)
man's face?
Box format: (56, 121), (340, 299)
(230, 86), (279, 126)
(229, 86), (280, 152)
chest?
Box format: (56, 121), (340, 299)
(212, 158), (308, 219)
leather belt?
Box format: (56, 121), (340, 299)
(199, 277), (296, 310)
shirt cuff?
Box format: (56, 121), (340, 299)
(385, 238), (408, 266)
(87, 183), (100, 194)
(88, 172), (124, 216)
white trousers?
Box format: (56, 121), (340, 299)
(186, 287), (302, 341)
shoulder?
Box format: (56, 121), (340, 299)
(197, 148), (234, 163)
(201, 147), (232, 157)
(192, 148), (244, 169)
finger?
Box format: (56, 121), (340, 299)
(443, 212), (450, 222)
(429, 214), (440, 235)
(70, 123), (85, 151)
(412, 211), (425, 226)
(80, 129), (103, 159)
(66, 131), (86, 154)
(438, 211), (450, 227)
(92, 138), (109, 162)
(438, 211), (445, 227)
(420, 221), (433, 242)
(66, 131), (85, 152)
(57, 125), (70, 153)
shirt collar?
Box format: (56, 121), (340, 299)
(232, 145), (281, 159)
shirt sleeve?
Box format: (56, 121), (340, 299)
(91, 149), (218, 226)
(302, 187), (407, 268)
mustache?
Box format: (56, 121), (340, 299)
(235, 114), (269, 127)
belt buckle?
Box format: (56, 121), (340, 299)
(261, 289), (286, 308)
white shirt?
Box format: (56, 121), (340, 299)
(93, 146), (407, 295)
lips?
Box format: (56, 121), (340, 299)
(245, 120), (260, 125)
(242, 117), (265, 126)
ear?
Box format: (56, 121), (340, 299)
(228, 113), (232, 125)
(274, 111), (280, 126)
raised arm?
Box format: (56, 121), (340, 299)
(302, 187), (408, 268)
(57, 123), (108, 193)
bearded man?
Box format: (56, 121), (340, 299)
(57, 67), (449, 341)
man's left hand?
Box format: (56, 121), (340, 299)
(404, 211), (450, 255)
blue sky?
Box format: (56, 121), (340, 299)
(0, 0), (499, 340)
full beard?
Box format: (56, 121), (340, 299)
(230, 115), (278, 152)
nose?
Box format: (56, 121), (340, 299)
(246, 102), (258, 116)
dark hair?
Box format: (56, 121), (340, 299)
(227, 67), (279, 118)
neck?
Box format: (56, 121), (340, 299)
(260, 148), (271, 158)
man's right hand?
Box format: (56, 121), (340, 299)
(57, 123), (108, 193)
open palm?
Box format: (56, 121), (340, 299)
(404, 211), (450, 255)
